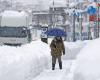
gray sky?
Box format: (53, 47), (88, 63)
(1, 0), (94, 5)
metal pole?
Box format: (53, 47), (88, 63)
(95, 2), (98, 38)
(73, 13), (76, 41)
(97, 5), (99, 38)
(80, 13), (82, 40)
(88, 21), (91, 40)
(95, 2), (99, 38)
(94, 14), (97, 39)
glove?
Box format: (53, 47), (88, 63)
(63, 50), (65, 55)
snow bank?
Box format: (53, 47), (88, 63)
(63, 40), (88, 60)
(0, 40), (51, 80)
(73, 38), (100, 80)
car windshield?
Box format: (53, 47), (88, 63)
(0, 27), (27, 38)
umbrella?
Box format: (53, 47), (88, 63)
(45, 28), (67, 37)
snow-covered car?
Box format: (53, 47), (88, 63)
(0, 10), (33, 45)
(73, 38), (100, 80)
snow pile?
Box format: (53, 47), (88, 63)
(0, 40), (51, 80)
(63, 40), (88, 60)
(73, 38), (100, 80)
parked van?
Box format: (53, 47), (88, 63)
(0, 10), (33, 45)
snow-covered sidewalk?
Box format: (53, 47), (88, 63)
(32, 60), (74, 80)
(31, 40), (89, 80)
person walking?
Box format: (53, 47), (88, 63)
(50, 36), (65, 70)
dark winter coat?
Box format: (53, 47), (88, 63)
(50, 39), (65, 57)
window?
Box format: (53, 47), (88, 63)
(0, 27), (27, 38)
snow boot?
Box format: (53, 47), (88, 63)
(59, 62), (62, 69)
(52, 63), (55, 70)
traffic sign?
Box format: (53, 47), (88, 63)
(87, 6), (97, 15)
